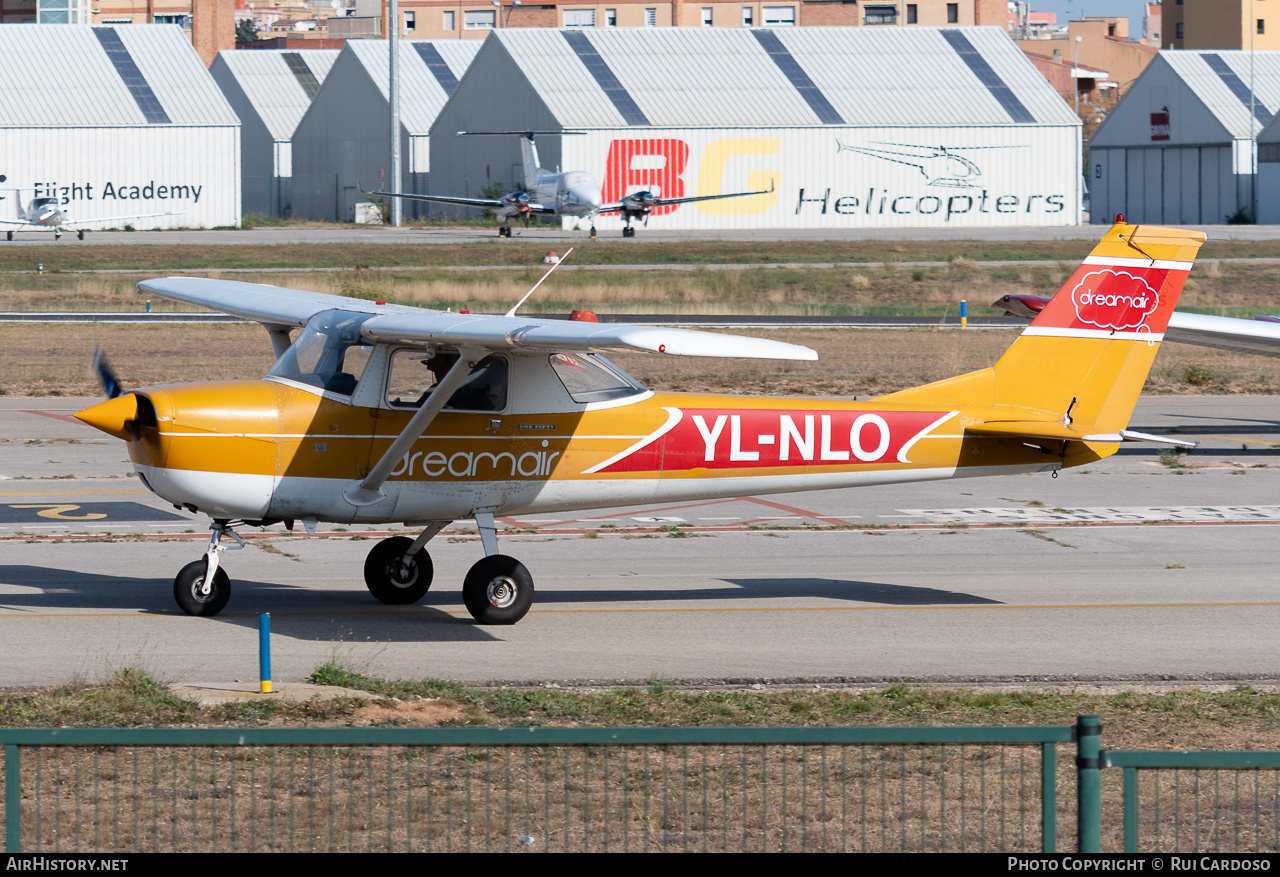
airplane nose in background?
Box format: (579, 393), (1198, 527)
(75, 393), (138, 441)
(572, 186), (602, 210)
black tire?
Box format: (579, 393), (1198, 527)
(463, 555), (533, 625)
(77, 230), (85, 240)
(5, 231), (11, 241)
(623, 226), (635, 238)
(363, 536), (433, 604)
(173, 559), (231, 617)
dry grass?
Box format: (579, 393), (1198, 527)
(4, 322), (1277, 399)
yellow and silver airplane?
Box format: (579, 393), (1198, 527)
(75, 218), (1204, 625)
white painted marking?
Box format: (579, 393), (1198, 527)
(899, 505), (1280, 523)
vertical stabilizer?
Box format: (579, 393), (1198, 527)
(519, 133), (543, 192)
(989, 220), (1205, 432)
(879, 220), (1205, 438)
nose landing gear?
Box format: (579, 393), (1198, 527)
(173, 520), (243, 616)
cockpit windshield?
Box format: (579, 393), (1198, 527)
(267, 309), (374, 396)
(548, 353), (646, 403)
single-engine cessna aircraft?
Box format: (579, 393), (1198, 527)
(75, 218), (1203, 625)
(0, 191), (184, 241)
(993, 293), (1280, 358)
(365, 131), (768, 238)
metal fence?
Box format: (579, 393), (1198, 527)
(1, 726), (1072, 853)
(1110, 751), (1280, 853)
(7, 720), (1276, 853)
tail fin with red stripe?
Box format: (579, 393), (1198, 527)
(881, 220), (1205, 437)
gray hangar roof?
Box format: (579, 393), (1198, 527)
(334, 39), (482, 134)
(211, 49), (339, 141)
(1094, 50), (1280, 147)
(0, 24), (238, 128)
(471, 26), (1079, 129)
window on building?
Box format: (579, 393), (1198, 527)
(742, 6), (754, 25)
(645, 7), (657, 25)
(763, 5), (795, 25)
(702, 6), (713, 25)
(443, 10), (455, 29)
(606, 8), (617, 25)
(1176, 22), (1184, 38)
(1260, 19), (1266, 34)
(565, 8), (596, 26)
(464, 9), (496, 29)
(403, 10), (415, 32)
(906, 4), (917, 24)
(865, 4), (896, 24)
(154, 14), (189, 26)
(946, 3), (958, 23)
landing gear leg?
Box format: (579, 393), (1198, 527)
(462, 511), (534, 625)
(363, 522), (446, 604)
(174, 520), (243, 616)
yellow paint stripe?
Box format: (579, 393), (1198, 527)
(1195, 434), (1280, 448)
(3, 601), (1280, 619)
(0, 490), (149, 496)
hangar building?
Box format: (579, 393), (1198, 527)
(210, 49), (339, 219)
(290, 39), (480, 222)
(0, 24), (240, 229)
(429, 26), (1082, 231)
(1088, 50), (1280, 225)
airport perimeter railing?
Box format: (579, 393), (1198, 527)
(1109, 750), (1280, 853)
(0, 725), (1076, 853)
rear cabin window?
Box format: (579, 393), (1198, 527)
(548, 353), (645, 403)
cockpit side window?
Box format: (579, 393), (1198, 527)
(267, 309), (374, 397)
(386, 349), (508, 412)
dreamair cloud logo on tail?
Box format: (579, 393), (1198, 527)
(586, 408), (957, 475)
(1069, 269), (1161, 332)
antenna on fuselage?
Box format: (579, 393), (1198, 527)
(505, 247), (573, 318)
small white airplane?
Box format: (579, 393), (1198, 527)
(366, 131), (770, 238)
(74, 218), (1204, 625)
(0, 189), (185, 241)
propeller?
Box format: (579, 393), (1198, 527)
(92, 344), (125, 399)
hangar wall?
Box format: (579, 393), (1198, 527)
(0, 127), (239, 229)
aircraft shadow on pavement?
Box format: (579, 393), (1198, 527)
(0, 565), (499, 643)
(532, 578), (1002, 607)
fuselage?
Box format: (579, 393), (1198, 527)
(79, 347), (1109, 527)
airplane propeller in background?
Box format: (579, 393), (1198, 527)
(92, 344), (124, 399)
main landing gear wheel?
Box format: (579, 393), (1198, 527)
(622, 226), (635, 238)
(77, 230), (85, 240)
(498, 226), (511, 238)
(173, 559), (231, 617)
(5, 231), (11, 241)
(363, 536), (433, 604)
(463, 555), (533, 625)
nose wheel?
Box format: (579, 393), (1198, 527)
(364, 536), (434, 604)
(173, 559), (231, 617)
(498, 225), (511, 237)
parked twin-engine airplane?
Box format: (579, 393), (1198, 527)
(0, 190), (184, 241)
(75, 219), (1203, 625)
(365, 131), (768, 238)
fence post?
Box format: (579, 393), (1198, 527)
(5, 744), (19, 853)
(1075, 715), (1104, 853)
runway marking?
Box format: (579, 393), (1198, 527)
(0, 490), (150, 496)
(5, 601), (1280, 619)
(902, 505), (1280, 524)
(1197, 434), (1280, 448)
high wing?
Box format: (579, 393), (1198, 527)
(0, 219), (43, 227)
(361, 189), (558, 215)
(137, 276), (818, 361)
(599, 186), (772, 214)
(1163, 312), (1280, 358)
(61, 210), (187, 226)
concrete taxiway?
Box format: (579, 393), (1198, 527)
(2, 396), (1280, 688)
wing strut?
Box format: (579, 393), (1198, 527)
(343, 347), (482, 507)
